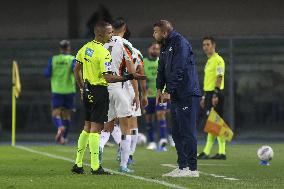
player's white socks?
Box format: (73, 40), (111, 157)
(111, 124), (122, 145)
(130, 128), (139, 155)
(99, 130), (110, 151)
(120, 135), (131, 167)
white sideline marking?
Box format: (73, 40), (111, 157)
(161, 164), (239, 181)
(198, 163), (232, 167)
(15, 146), (190, 189)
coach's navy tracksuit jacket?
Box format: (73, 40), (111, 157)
(156, 30), (201, 170)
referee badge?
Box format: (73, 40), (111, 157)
(216, 67), (224, 75)
(85, 48), (94, 57)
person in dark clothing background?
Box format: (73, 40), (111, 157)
(153, 20), (201, 177)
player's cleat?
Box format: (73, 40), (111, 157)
(189, 170), (200, 177)
(197, 152), (209, 160)
(159, 138), (168, 147)
(146, 142), (157, 150)
(118, 166), (134, 173)
(158, 146), (168, 152)
(259, 160), (270, 166)
(162, 168), (190, 177)
(127, 155), (135, 165)
(91, 166), (112, 175)
(168, 135), (175, 147)
(210, 153), (227, 160)
(71, 164), (85, 174)
(158, 138), (168, 152)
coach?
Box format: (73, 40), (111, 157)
(153, 20), (201, 177)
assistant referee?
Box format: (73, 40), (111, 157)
(198, 36), (226, 160)
(71, 21), (145, 175)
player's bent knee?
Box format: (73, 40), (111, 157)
(156, 111), (166, 120)
(62, 109), (72, 120)
(52, 108), (62, 117)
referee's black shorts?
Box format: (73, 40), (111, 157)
(83, 82), (109, 124)
(204, 90), (225, 117)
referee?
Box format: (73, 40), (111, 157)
(197, 36), (226, 160)
(71, 21), (145, 175)
(153, 20), (201, 177)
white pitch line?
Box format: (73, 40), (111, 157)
(161, 164), (240, 181)
(198, 163), (232, 167)
(15, 146), (190, 189)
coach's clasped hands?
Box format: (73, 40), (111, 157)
(156, 89), (170, 105)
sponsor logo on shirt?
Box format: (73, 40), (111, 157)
(182, 107), (188, 110)
(85, 48), (94, 57)
(104, 62), (112, 71)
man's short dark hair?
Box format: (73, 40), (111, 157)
(203, 36), (216, 44)
(94, 21), (111, 33)
(112, 17), (126, 29)
(153, 20), (173, 33)
(111, 17), (131, 39)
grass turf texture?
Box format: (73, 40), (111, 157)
(0, 144), (284, 189)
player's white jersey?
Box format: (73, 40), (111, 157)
(132, 47), (144, 70)
(126, 47), (144, 117)
(104, 36), (134, 76)
(105, 36), (136, 121)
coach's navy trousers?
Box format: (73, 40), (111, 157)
(171, 96), (199, 171)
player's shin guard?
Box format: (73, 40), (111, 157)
(130, 128), (138, 155)
(99, 131), (110, 151)
(62, 119), (71, 139)
(89, 133), (100, 171)
(158, 120), (167, 139)
(75, 130), (89, 167)
(146, 122), (154, 142)
(217, 136), (226, 155)
(111, 124), (122, 145)
(203, 133), (216, 155)
(120, 135), (131, 167)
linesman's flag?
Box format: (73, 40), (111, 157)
(12, 60), (21, 98)
(204, 108), (234, 141)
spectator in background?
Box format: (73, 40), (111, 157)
(143, 42), (169, 151)
(44, 40), (76, 145)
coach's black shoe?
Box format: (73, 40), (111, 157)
(71, 164), (85, 174)
(91, 166), (113, 175)
(197, 152), (209, 160)
(210, 153), (227, 160)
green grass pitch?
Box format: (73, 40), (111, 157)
(1, 143), (284, 189)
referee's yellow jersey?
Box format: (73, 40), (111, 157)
(203, 53), (225, 91)
(76, 40), (112, 86)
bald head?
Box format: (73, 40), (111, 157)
(153, 20), (174, 43)
(153, 20), (173, 33)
